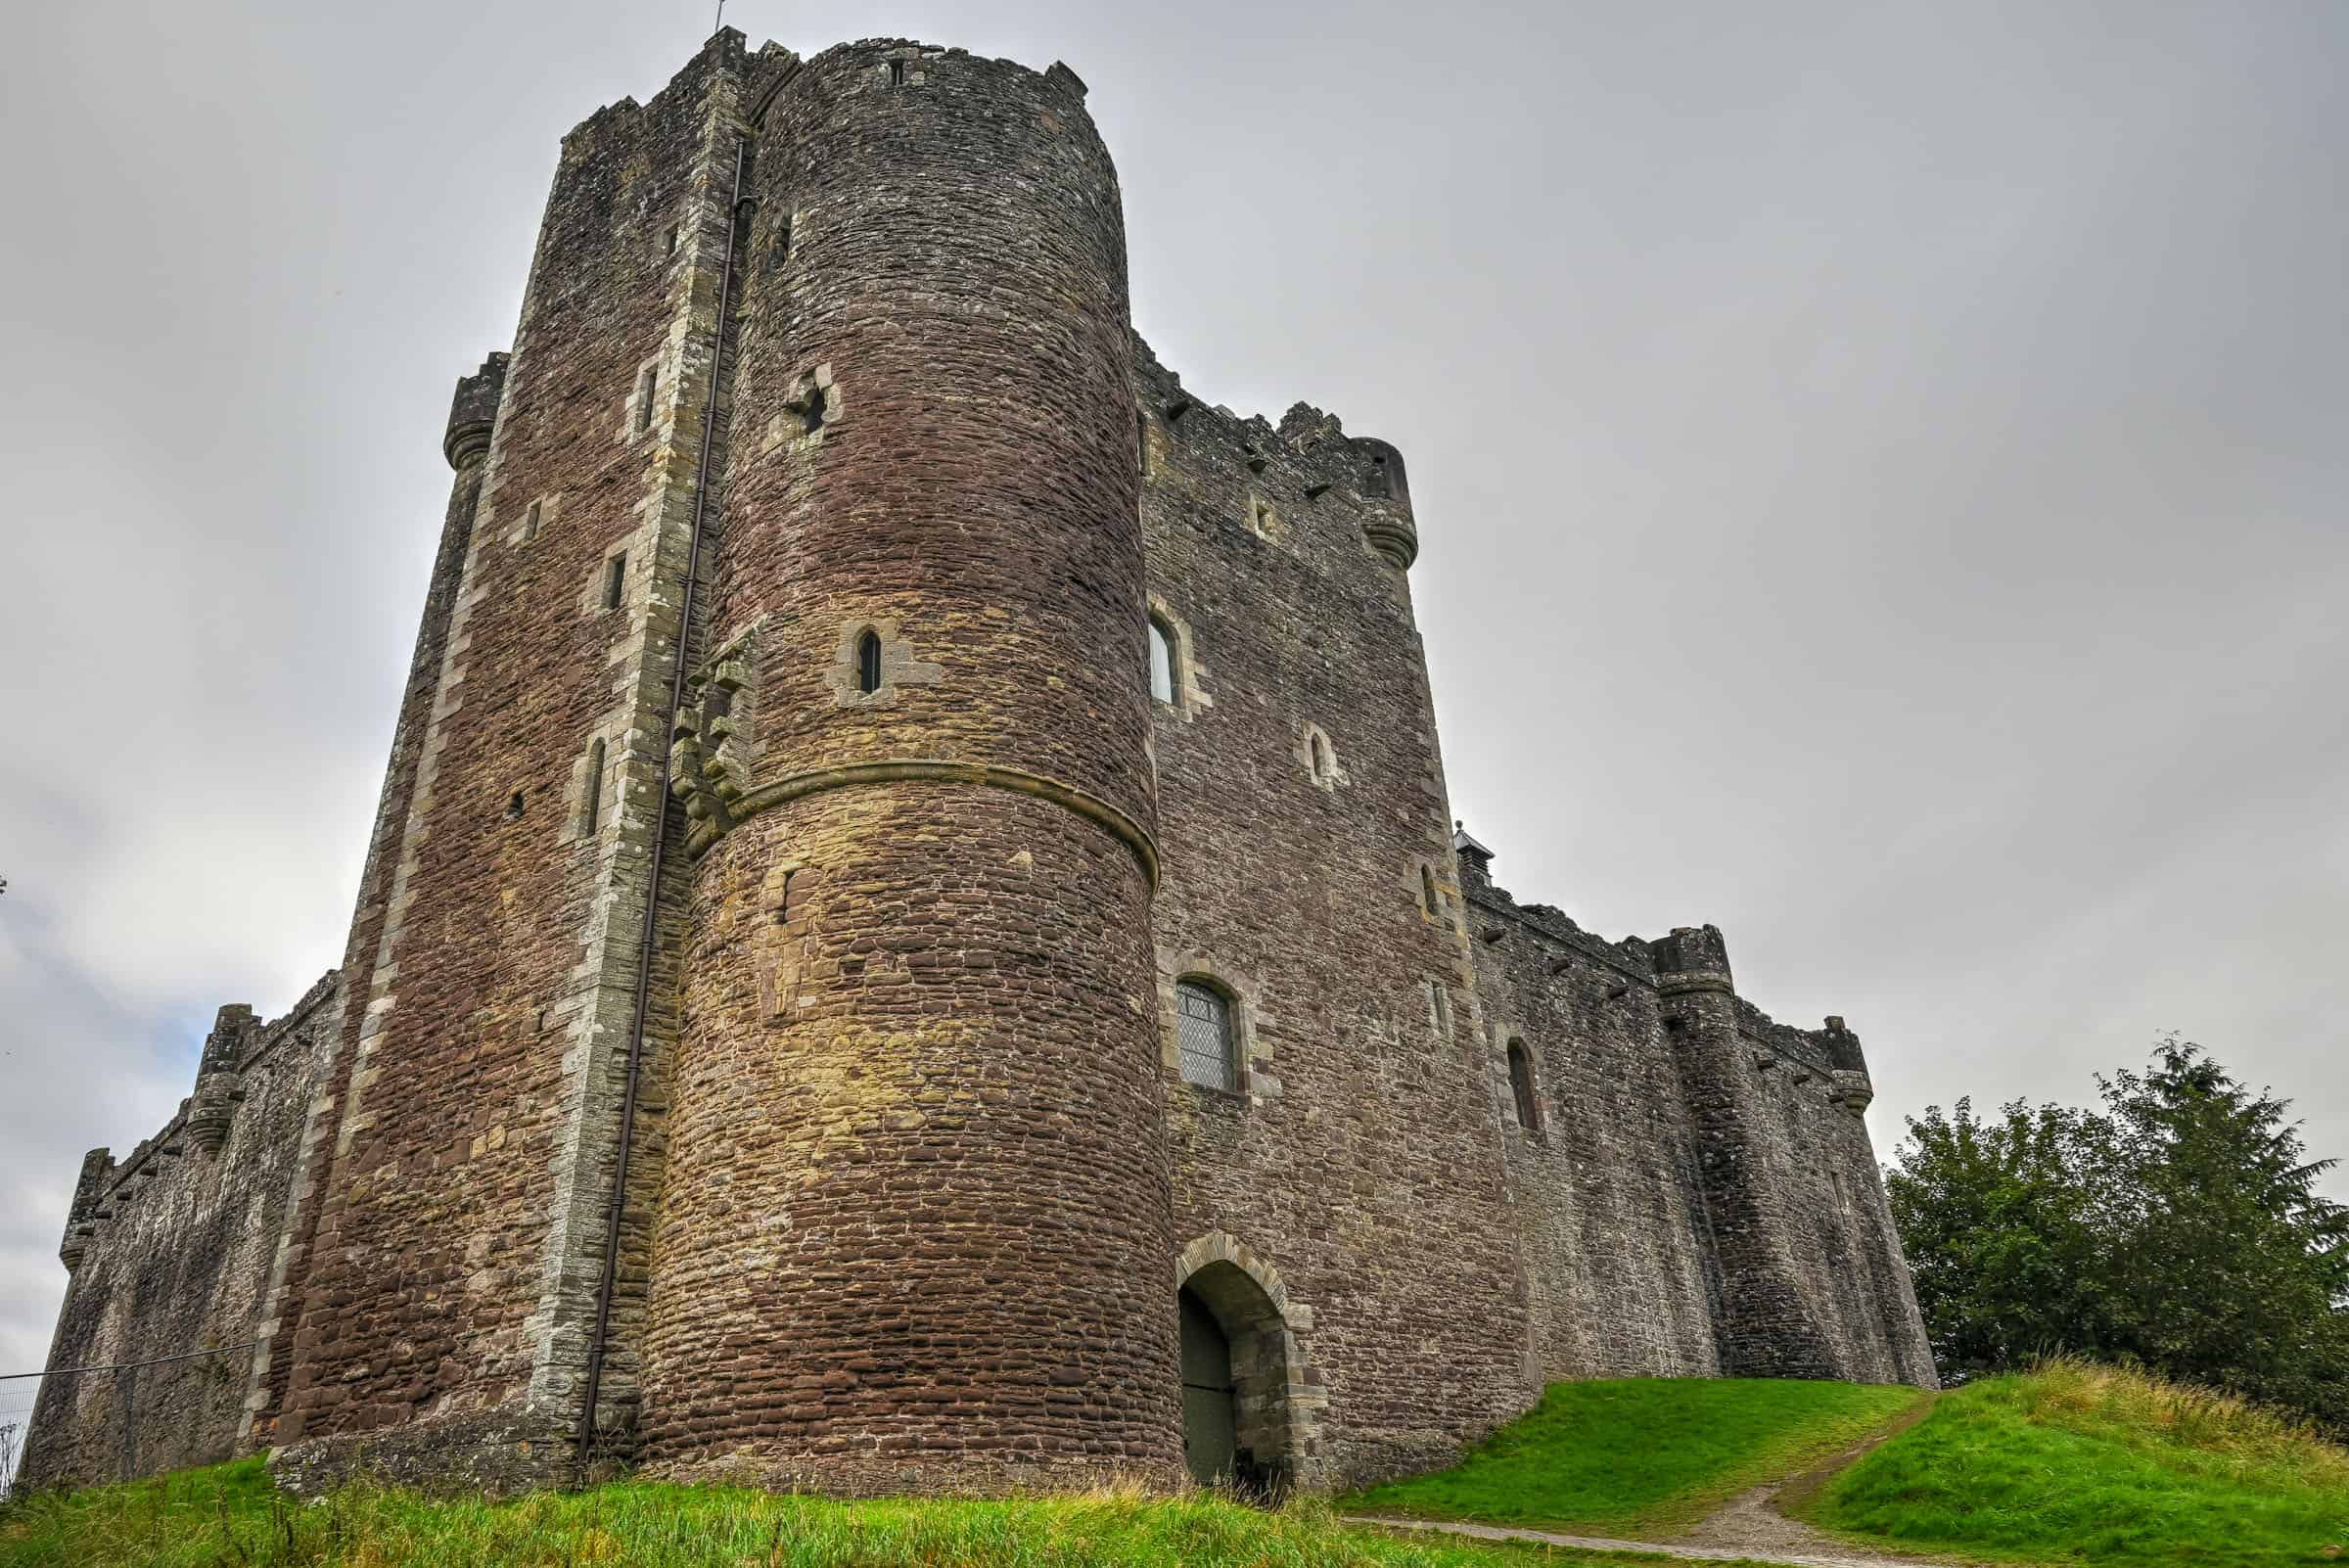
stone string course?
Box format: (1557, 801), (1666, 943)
(22, 30), (1934, 1498)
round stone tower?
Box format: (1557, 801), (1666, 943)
(636, 42), (1180, 1491)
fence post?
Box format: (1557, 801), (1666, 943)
(119, 1360), (136, 1484)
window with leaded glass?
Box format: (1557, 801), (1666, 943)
(1176, 980), (1236, 1091)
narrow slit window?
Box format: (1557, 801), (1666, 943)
(604, 554), (626, 611)
(1311, 730), (1334, 781)
(580, 739), (606, 836)
(777, 216), (793, 263)
(665, 223), (681, 256)
(1507, 1041), (1541, 1130)
(635, 365), (657, 433)
(524, 499), (542, 541)
(1136, 412), (1149, 478)
(1148, 618), (1175, 704)
(1367, 452), (1392, 499)
(857, 628), (883, 694)
(1175, 980), (1237, 1091)
(506, 790), (526, 819)
(800, 386), (826, 435)
(1421, 865), (1440, 918)
(1431, 981), (1451, 1038)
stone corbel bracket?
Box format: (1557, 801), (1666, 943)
(670, 625), (762, 841)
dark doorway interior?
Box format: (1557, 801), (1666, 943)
(1176, 1263), (1293, 1497)
(1179, 1285), (1236, 1485)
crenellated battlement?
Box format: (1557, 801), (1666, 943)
(1134, 339), (1419, 573)
(63, 972), (340, 1250)
(1455, 830), (1876, 1105)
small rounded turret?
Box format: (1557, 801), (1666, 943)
(440, 351), (509, 470)
(1352, 436), (1417, 568)
(187, 1004), (254, 1154)
(1650, 924), (1732, 996)
(1822, 1017), (1874, 1115)
(58, 1147), (113, 1270)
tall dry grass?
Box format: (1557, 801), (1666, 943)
(2018, 1354), (2349, 1488)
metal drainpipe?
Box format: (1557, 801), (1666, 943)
(576, 131), (753, 1475)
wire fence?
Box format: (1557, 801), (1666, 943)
(0, 1342), (257, 1499)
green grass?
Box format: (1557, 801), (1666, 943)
(0, 1456), (1806, 1568)
(1801, 1357), (2349, 1567)
(1339, 1376), (1924, 1537)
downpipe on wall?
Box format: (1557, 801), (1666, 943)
(576, 131), (753, 1475)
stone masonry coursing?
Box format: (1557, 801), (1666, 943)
(21, 977), (343, 1489)
(23, 30), (1934, 1499)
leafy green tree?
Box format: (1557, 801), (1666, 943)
(1887, 1096), (2120, 1375)
(1888, 1039), (2349, 1434)
(2096, 1040), (2349, 1430)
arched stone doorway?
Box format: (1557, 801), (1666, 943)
(1175, 1232), (1311, 1495)
(1179, 1285), (1238, 1485)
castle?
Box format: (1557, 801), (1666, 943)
(23, 33), (1934, 1498)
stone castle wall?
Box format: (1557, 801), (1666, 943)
(21, 978), (342, 1489)
(23, 30), (1935, 1499)
(1459, 861), (1934, 1390)
(1131, 350), (1534, 1487)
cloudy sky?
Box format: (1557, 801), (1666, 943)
(2, 0), (2344, 1398)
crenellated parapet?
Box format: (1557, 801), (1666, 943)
(46, 975), (341, 1273)
(1455, 824), (1933, 1387)
(1136, 343), (1419, 575)
(22, 969), (345, 1491)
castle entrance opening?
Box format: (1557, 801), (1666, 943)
(1175, 1261), (1293, 1496)
(1179, 1286), (1236, 1485)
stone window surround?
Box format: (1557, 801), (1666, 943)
(1504, 1038), (1543, 1135)
(827, 615), (943, 709)
(1296, 720), (1345, 791)
(1145, 594), (1211, 721)
(1157, 951), (1268, 1102)
(1487, 1020), (1547, 1140)
(1415, 859), (1452, 926)
(622, 351), (666, 444)
(510, 491), (560, 548)
(559, 726), (624, 848)
(1246, 491), (1287, 545)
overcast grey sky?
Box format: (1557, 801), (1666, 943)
(3, 0), (2345, 1390)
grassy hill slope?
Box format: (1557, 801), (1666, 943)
(0, 1455), (1796, 1568)
(1340, 1377), (1924, 1537)
(1800, 1358), (2349, 1567)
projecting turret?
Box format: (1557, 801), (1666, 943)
(635, 38), (1182, 1491)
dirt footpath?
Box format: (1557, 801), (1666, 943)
(1359, 1392), (2050, 1568)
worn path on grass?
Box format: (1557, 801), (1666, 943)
(1361, 1389), (2053, 1568)
(1362, 1514), (1962, 1568)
